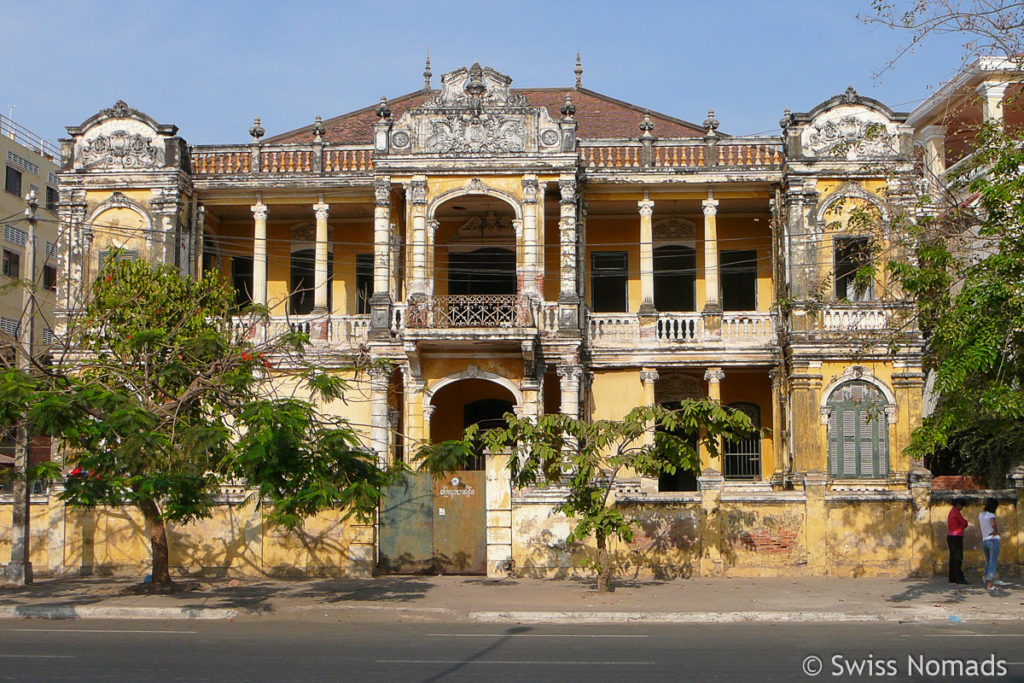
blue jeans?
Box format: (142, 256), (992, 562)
(982, 538), (1001, 582)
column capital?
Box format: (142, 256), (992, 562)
(428, 219), (440, 236)
(640, 369), (660, 385)
(638, 197), (655, 217)
(976, 80), (1010, 99)
(374, 176), (392, 206)
(409, 177), (428, 205)
(251, 202), (267, 221)
(557, 364), (583, 382)
(423, 403), (436, 420)
(559, 176), (577, 205)
(704, 367), (725, 384)
(313, 201), (329, 221)
(368, 364), (391, 384)
(702, 198), (719, 216)
(917, 125), (947, 142)
(522, 175), (539, 204)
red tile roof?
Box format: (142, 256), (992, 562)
(266, 88), (706, 145)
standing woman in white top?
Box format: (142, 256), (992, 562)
(978, 497), (1000, 591)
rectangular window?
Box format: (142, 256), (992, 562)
(720, 249), (758, 311)
(356, 253), (374, 314)
(43, 264), (57, 291)
(834, 237), (873, 302)
(0, 316), (20, 338)
(591, 251), (628, 313)
(5, 166), (22, 197)
(45, 186), (58, 212)
(231, 256), (253, 307)
(2, 249), (20, 278)
(97, 249), (138, 272)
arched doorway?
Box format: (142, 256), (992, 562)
(379, 376), (516, 575)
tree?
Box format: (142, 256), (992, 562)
(419, 402), (752, 592)
(0, 256), (395, 586)
(860, 1), (1024, 482)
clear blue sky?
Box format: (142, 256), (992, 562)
(4, 0), (969, 145)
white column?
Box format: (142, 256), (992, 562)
(638, 193), (655, 313)
(701, 367), (725, 470)
(369, 366), (391, 468)
(702, 194), (720, 313)
(409, 177), (428, 296)
(918, 125), (947, 178)
(522, 175), (540, 298)
(557, 365), (583, 419)
(250, 200), (268, 307)
(313, 196), (330, 314)
(558, 175), (578, 300)
(426, 219), (438, 297)
(640, 368), (660, 450)
(978, 82), (1010, 127)
(373, 177), (391, 297)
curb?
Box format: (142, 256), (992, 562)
(0, 605), (238, 621)
(467, 609), (1023, 624)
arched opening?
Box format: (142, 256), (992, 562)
(289, 248), (333, 315)
(654, 245), (696, 312)
(826, 380), (889, 478)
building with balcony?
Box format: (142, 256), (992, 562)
(0, 113), (60, 485)
(34, 61), (1023, 580)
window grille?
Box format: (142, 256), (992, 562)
(4, 225), (27, 246)
(6, 150), (39, 176)
(0, 317), (20, 338)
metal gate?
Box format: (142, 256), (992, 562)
(378, 470), (487, 575)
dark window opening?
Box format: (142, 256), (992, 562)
(654, 245), (696, 312)
(356, 253), (374, 314)
(45, 186), (58, 212)
(591, 251), (628, 312)
(290, 248), (333, 315)
(657, 401), (699, 492)
(462, 398), (513, 471)
(2, 249), (19, 278)
(42, 264), (57, 292)
(834, 237), (873, 302)
(721, 250), (758, 311)
(5, 167), (22, 197)
(231, 256), (253, 307)
(448, 247), (515, 296)
(723, 402), (761, 479)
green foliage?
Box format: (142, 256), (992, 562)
(888, 123), (1024, 481)
(0, 256), (394, 534)
(418, 401), (752, 586)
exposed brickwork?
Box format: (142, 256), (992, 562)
(931, 475), (986, 490)
(738, 527), (799, 554)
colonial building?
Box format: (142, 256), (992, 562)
(25, 60), (1022, 579)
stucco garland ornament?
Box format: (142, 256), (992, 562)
(79, 131), (164, 169)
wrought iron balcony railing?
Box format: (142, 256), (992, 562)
(405, 294), (531, 329)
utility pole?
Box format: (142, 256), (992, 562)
(7, 189), (37, 584)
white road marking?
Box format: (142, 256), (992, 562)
(426, 633), (648, 638)
(0, 654), (75, 659)
(378, 659), (650, 665)
(4, 628), (196, 634)
(916, 633), (1024, 638)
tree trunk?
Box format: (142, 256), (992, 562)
(596, 531), (610, 593)
(138, 498), (172, 585)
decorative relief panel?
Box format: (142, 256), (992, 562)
(802, 106), (897, 160)
(78, 127), (164, 169)
(388, 63), (563, 156)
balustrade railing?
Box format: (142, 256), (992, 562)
(657, 314), (702, 342)
(405, 294), (530, 329)
(588, 314), (639, 341)
(721, 313), (775, 342)
(191, 144), (375, 178)
(579, 138), (783, 171)
(821, 306), (889, 331)
(231, 314), (370, 346)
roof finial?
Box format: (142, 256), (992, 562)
(574, 52), (583, 89)
(312, 115), (325, 142)
(249, 117), (265, 142)
(424, 48), (432, 90)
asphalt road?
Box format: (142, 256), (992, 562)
(1, 619), (1022, 682)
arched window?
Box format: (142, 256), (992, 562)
(723, 402), (761, 479)
(826, 381), (889, 478)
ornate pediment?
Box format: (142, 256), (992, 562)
(803, 111), (898, 159)
(68, 100), (178, 171)
(387, 63), (564, 156)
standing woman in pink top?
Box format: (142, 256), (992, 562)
(946, 498), (969, 584)
(978, 498), (1000, 590)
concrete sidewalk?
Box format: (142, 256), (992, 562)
(2, 574), (1021, 624)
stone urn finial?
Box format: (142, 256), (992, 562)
(703, 109), (719, 135)
(249, 117), (265, 142)
(560, 93), (576, 119)
(312, 115), (326, 142)
(375, 96), (392, 120)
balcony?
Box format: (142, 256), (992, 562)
(404, 295), (532, 329)
(232, 314), (370, 349)
(587, 311), (776, 349)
